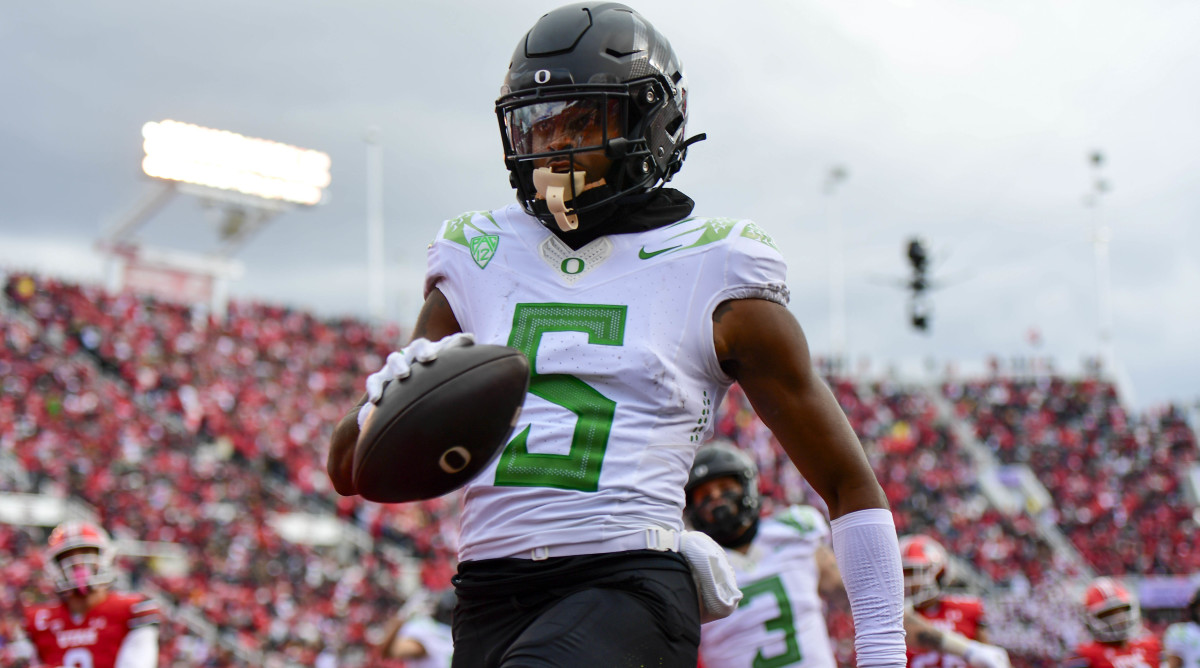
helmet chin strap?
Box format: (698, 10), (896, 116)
(532, 167), (587, 232)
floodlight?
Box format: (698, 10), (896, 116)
(141, 120), (330, 206)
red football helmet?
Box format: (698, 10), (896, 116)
(899, 534), (948, 607)
(1082, 577), (1140, 643)
(46, 521), (117, 595)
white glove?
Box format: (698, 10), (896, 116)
(357, 333), (475, 429)
(680, 530), (743, 623)
(963, 640), (1011, 668)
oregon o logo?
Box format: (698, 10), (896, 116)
(439, 446), (471, 474)
(535, 69), (551, 84)
(561, 258), (585, 274)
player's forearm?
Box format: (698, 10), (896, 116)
(832, 509), (907, 667)
(757, 379), (888, 519)
(944, 633), (1010, 668)
(908, 619), (1010, 668)
(377, 616), (406, 658)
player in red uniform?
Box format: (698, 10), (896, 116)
(900, 534), (1008, 668)
(19, 521), (160, 668)
(1064, 577), (1160, 668)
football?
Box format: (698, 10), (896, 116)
(353, 344), (530, 503)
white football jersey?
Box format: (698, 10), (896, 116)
(699, 505), (837, 668)
(398, 617), (454, 668)
(425, 204), (788, 561)
(1165, 621), (1200, 668)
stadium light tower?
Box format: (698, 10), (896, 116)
(824, 165), (849, 369)
(1083, 150), (1114, 372)
(99, 120), (330, 315)
(365, 126), (386, 321)
(906, 237), (932, 332)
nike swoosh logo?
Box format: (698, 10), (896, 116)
(638, 245), (680, 260)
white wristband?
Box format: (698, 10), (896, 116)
(831, 508), (907, 667)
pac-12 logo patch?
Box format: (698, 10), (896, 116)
(470, 234), (499, 269)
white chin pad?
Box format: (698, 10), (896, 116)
(533, 167), (585, 232)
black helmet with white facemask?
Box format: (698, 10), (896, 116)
(685, 441), (761, 549)
(497, 2), (703, 238)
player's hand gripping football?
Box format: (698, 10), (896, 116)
(358, 333), (476, 429)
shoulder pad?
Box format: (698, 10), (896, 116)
(773, 505), (828, 537)
(635, 217), (745, 259)
(126, 594), (161, 628)
(436, 211), (503, 248)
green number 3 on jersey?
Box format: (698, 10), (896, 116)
(739, 575), (803, 667)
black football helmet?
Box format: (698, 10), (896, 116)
(497, 2), (701, 235)
(684, 440), (761, 549)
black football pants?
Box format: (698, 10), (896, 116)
(450, 550), (701, 668)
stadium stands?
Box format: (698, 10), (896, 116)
(2, 271), (1196, 666)
(945, 376), (1199, 574)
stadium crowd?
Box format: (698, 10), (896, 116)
(945, 376), (1199, 574)
(2, 271), (1197, 666)
(1, 273), (438, 666)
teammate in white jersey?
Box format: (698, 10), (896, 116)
(686, 442), (1011, 668)
(328, 3), (906, 666)
(1166, 586), (1200, 668)
(687, 442), (841, 668)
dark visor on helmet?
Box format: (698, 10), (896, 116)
(503, 98), (623, 157)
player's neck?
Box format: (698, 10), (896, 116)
(65, 589), (106, 616)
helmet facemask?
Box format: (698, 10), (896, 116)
(685, 443), (761, 549)
(497, 3), (698, 236)
(1083, 578), (1141, 643)
(1085, 602), (1139, 643)
(899, 535), (948, 608)
(498, 78), (679, 234)
(46, 521), (117, 596)
(902, 561), (943, 608)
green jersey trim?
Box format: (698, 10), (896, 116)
(638, 217), (739, 260)
(441, 211), (500, 248)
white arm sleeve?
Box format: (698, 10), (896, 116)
(831, 508), (907, 667)
(114, 624), (159, 668)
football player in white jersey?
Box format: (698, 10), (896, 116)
(686, 443), (1010, 668)
(1166, 586), (1200, 668)
(686, 442), (842, 668)
(328, 3), (906, 666)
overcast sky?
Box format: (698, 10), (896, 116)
(2, 0), (1197, 410)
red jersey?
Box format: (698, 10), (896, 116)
(22, 592), (159, 668)
(907, 595), (987, 668)
(1065, 634), (1161, 668)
